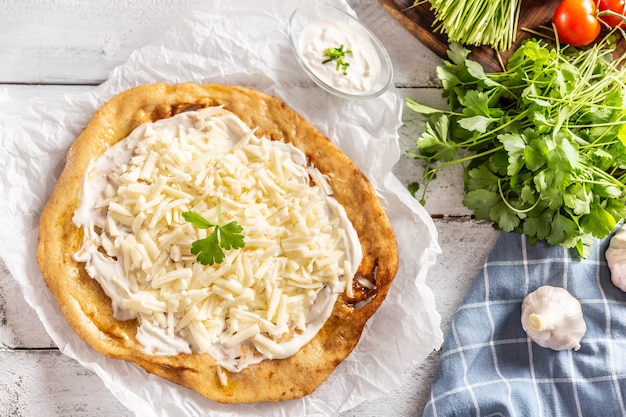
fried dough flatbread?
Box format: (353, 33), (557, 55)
(37, 83), (398, 403)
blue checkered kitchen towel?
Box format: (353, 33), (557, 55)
(424, 231), (626, 417)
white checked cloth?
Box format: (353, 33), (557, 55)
(424, 231), (626, 417)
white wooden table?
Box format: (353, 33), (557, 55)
(0, 1), (499, 415)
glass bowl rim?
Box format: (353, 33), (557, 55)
(287, 2), (394, 100)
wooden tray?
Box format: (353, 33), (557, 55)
(378, 0), (561, 72)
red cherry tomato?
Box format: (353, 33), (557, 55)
(552, 0), (601, 46)
(598, 0), (626, 28)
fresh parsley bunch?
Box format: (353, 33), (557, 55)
(408, 39), (626, 257)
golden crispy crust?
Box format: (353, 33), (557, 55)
(37, 83), (398, 403)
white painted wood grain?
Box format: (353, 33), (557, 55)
(0, 349), (133, 417)
(0, 0), (441, 86)
(0, 0), (196, 84)
(0, 259), (55, 349)
(0, 85), (92, 102)
(0, 1), (490, 415)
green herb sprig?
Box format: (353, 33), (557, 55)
(322, 44), (352, 75)
(407, 39), (626, 258)
(183, 200), (245, 266)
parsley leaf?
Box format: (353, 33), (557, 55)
(522, 208), (552, 241)
(183, 201), (245, 266)
(581, 200), (617, 238)
(412, 114), (458, 162)
(190, 230), (223, 266)
(564, 183), (592, 216)
(219, 221), (245, 250)
(490, 201), (521, 232)
(547, 212), (578, 246)
(462, 189), (500, 220)
(407, 182), (421, 198)
(466, 164), (500, 192)
(182, 210), (214, 229)
(406, 97), (444, 116)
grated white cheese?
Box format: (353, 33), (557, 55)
(73, 106), (363, 373)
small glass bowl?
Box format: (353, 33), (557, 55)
(287, 2), (393, 100)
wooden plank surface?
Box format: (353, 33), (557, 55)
(0, 1), (500, 415)
(0, 0), (198, 84)
(0, 0), (442, 87)
(379, 0), (561, 72)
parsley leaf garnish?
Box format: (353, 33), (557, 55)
(182, 200), (245, 266)
(322, 44), (352, 75)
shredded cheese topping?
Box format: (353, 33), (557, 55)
(73, 107), (362, 373)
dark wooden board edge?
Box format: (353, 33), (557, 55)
(378, 0), (571, 73)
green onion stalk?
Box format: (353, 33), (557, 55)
(425, 0), (522, 51)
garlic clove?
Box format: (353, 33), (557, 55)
(606, 227), (626, 292)
(521, 285), (586, 351)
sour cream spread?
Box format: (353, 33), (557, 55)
(299, 19), (381, 95)
(72, 106), (363, 377)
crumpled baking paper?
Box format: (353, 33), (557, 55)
(0, 0), (443, 415)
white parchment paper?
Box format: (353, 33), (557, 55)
(0, 0), (443, 415)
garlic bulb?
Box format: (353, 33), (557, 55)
(520, 286), (586, 351)
(606, 227), (626, 292)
